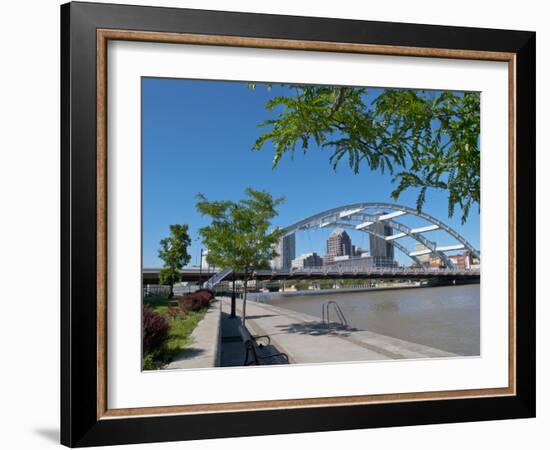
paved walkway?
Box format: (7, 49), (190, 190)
(164, 299), (221, 370)
(222, 298), (455, 364)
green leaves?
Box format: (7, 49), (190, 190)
(158, 224), (192, 270)
(196, 188), (285, 276)
(159, 267), (181, 287)
(374, 89), (480, 223)
(158, 224), (192, 295)
(253, 85), (480, 223)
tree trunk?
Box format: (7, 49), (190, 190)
(168, 283), (174, 299)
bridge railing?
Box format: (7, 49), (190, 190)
(254, 266), (480, 277)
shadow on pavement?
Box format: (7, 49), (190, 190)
(276, 321), (359, 337)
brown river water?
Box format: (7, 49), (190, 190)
(266, 284), (480, 356)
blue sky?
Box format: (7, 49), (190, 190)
(142, 78), (480, 267)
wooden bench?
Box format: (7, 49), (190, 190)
(238, 324), (289, 365)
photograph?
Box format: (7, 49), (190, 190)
(55, 1), (536, 447)
(141, 78), (481, 371)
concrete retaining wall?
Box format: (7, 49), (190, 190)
(247, 284), (423, 302)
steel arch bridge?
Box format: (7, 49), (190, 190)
(281, 202), (480, 270)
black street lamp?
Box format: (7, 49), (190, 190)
(198, 248), (203, 288)
(230, 270), (236, 318)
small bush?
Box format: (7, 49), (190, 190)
(178, 289), (214, 314)
(199, 288), (214, 296)
(143, 305), (170, 354)
(166, 306), (180, 320)
(142, 353), (155, 370)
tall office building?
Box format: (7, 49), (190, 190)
(324, 228), (353, 264)
(271, 234), (296, 270)
(369, 221), (394, 260)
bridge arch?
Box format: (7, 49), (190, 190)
(281, 202), (479, 268)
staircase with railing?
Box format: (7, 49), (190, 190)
(202, 267), (233, 289)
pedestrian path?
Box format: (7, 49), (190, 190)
(164, 299), (221, 369)
(221, 298), (455, 364)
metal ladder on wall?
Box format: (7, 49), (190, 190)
(322, 300), (349, 328)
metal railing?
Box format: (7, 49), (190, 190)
(322, 301), (349, 328)
(202, 267), (233, 289)
(254, 266), (480, 278)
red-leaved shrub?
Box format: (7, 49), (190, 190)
(178, 289), (214, 314)
(143, 305), (170, 354)
(166, 306), (180, 319)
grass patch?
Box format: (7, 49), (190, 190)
(143, 296), (208, 370)
(143, 296), (178, 311)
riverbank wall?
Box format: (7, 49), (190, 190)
(246, 281), (480, 302)
(247, 283), (422, 302)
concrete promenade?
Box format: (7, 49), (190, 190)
(222, 297), (455, 364)
(165, 299), (222, 369)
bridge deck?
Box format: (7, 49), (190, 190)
(143, 267), (480, 285)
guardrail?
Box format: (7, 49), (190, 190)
(254, 266), (480, 277)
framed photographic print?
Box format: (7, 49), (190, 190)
(60, 1), (536, 447)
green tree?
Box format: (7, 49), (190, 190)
(196, 188), (284, 322)
(158, 224), (192, 298)
(253, 86), (480, 223)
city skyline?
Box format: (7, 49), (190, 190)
(289, 225), (405, 270)
(142, 78), (480, 268)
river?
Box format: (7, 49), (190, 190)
(266, 284), (480, 356)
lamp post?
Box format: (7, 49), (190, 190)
(230, 270), (236, 318)
(198, 248), (203, 288)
